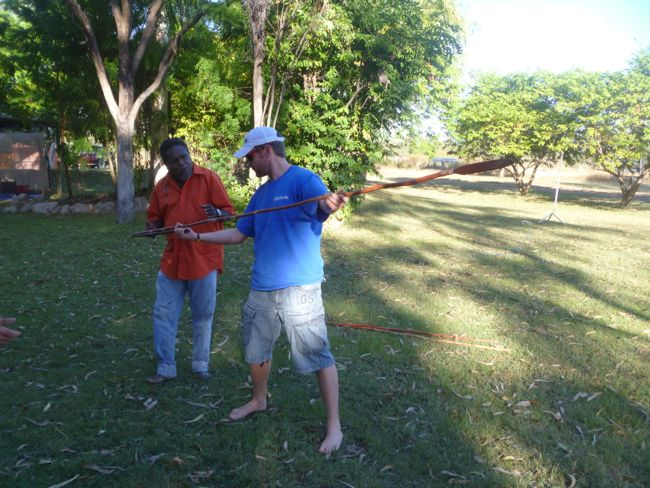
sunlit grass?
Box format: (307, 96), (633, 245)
(1, 173), (648, 487)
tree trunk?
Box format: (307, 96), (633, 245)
(245, 0), (267, 127)
(618, 172), (647, 207)
(115, 117), (136, 223)
(66, 0), (205, 223)
(148, 13), (169, 189)
(108, 148), (117, 185)
(148, 85), (168, 189)
(58, 118), (74, 200)
(506, 160), (541, 196)
(55, 119), (64, 196)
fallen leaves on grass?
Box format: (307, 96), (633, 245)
(143, 398), (158, 410)
(84, 370), (97, 380)
(184, 413), (205, 423)
(47, 474), (80, 488)
(528, 378), (551, 389)
(441, 470), (468, 482)
(572, 391), (602, 402)
(24, 417), (61, 427)
(449, 388), (474, 400)
(187, 470), (214, 483)
(493, 466), (522, 477)
(84, 464), (125, 474)
(557, 442), (572, 455)
(145, 453), (165, 463)
(337, 480), (357, 488)
(181, 397), (223, 409)
(542, 410), (563, 421)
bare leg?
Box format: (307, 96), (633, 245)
(317, 364), (343, 454)
(229, 361), (272, 421)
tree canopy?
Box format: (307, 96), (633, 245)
(445, 57), (650, 205)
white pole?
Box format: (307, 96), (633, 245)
(539, 154), (564, 224)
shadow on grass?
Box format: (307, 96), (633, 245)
(1, 190), (648, 487)
(319, 190), (649, 486)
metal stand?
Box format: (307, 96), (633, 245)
(539, 157), (564, 224)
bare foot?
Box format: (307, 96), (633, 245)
(228, 398), (267, 421)
(318, 428), (343, 454)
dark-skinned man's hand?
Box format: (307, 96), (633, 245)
(201, 204), (231, 219)
(144, 219), (163, 238)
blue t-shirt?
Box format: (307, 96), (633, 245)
(236, 166), (329, 291)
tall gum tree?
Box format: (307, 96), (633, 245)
(242, 0), (267, 127)
(65, 0), (205, 222)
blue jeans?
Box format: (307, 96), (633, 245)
(152, 270), (217, 377)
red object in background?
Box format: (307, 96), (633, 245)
(80, 152), (100, 168)
(15, 184), (29, 193)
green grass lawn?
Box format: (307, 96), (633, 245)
(1, 173), (648, 487)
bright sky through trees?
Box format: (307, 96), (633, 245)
(458, 0), (650, 75)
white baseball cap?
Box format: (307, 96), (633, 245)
(233, 126), (285, 158)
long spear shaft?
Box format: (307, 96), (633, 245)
(132, 158), (512, 237)
(331, 321), (509, 352)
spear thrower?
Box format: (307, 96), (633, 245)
(132, 158), (512, 238)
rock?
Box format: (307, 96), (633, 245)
(19, 202), (34, 213)
(95, 201), (115, 214)
(32, 202), (60, 214)
(70, 203), (94, 214)
(3, 196), (148, 216)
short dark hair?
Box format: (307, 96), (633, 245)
(269, 137), (286, 158)
(160, 138), (188, 163)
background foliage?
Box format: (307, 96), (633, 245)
(445, 50), (650, 205)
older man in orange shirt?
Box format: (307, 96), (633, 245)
(144, 138), (234, 383)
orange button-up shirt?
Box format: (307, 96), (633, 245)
(147, 165), (234, 280)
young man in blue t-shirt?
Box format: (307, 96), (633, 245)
(175, 126), (347, 454)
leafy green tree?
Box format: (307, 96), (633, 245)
(270, 0), (463, 193)
(446, 73), (570, 195)
(575, 53), (650, 207)
(166, 2), (252, 189)
(0, 1), (114, 198)
(167, 0), (462, 203)
(64, 0), (207, 223)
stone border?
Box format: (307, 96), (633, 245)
(1, 194), (149, 215)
